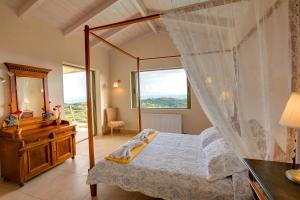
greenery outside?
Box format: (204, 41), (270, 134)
(64, 102), (87, 128)
(141, 97), (188, 108)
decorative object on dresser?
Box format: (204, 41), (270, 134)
(0, 63), (76, 186)
(243, 159), (300, 200)
(279, 92), (300, 184)
(53, 104), (62, 125)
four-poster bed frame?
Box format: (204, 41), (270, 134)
(84, 11), (182, 198)
(84, 0), (248, 196)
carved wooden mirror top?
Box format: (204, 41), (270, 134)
(5, 63), (51, 118)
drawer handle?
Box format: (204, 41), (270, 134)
(48, 132), (55, 139)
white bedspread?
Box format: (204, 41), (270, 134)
(87, 133), (251, 200)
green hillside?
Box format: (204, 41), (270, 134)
(141, 97), (187, 108)
(64, 102), (87, 128)
(64, 97), (188, 127)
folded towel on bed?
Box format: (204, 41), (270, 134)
(109, 139), (144, 160)
(105, 130), (158, 164)
(133, 128), (157, 143)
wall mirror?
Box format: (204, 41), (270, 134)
(16, 77), (44, 117)
(5, 63), (51, 119)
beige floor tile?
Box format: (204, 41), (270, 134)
(55, 154), (90, 176)
(83, 184), (159, 200)
(0, 191), (41, 200)
(0, 182), (40, 200)
(18, 170), (89, 200)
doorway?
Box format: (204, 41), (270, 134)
(63, 64), (97, 143)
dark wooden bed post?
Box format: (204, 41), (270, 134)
(84, 25), (97, 197)
(137, 57), (141, 132)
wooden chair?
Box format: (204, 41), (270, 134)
(105, 108), (125, 136)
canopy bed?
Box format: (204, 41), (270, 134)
(87, 130), (251, 200)
(84, 0), (300, 198)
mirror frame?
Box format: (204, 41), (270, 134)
(5, 63), (52, 114)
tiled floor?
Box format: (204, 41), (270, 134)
(76, 127), (88, 143)
(0, 132), (157, 200)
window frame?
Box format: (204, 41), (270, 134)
(130, 67), (191, 110)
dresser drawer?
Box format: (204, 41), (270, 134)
(52, 135), (75, 165)
(25, 143), (52, 179)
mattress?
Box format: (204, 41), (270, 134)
(87, 133), (249, 200)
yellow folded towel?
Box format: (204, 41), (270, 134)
(146, 131), (158, 143)
(133, 129), (157, 143)
(105, 132), (158, 164)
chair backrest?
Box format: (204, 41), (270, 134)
(106, 107), (118, 123)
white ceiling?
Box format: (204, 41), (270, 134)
(2, 0), (245, 48)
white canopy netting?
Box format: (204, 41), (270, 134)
(161, 0), (296, 161)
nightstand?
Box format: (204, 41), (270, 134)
(243, 159), (300, 200)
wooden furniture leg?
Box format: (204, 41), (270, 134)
(90, 184), (97, 197)
(111, 127), (113, 136)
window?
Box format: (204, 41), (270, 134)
(131, 68), (191, 109)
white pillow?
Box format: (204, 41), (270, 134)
(204, 138), (245, 181)
(199, 127), (222, 148)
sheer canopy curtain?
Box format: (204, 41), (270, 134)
(161, 0), (292, 161)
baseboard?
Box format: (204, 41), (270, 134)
(123, 129), (139, 134)
(102, 129), (139, 135)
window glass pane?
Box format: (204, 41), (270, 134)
(63, 71), (88, 129)
(133, 68), (190, 109)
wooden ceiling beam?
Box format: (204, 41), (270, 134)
(93, 22), (166, 48)
(89, 0), (243, 32)
(131, 0), (157, 34)
(91, 13), (141, 47)
(90, 24), (134, 47)
(115, 27), (163, 47)
(17, 0), (44, 17)
(63, 0), (118, 36)
(89, 14), (160, 32)
(90, 32), (137, 59)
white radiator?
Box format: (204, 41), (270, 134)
(142, 113), (182, 133)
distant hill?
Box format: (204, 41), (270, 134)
(141, 94), (186, 100)
(64, 96), (86, 104)
(141, 97), (187, 108)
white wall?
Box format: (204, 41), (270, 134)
(110, 32), (211, 134)
(0, 5), (110, 135)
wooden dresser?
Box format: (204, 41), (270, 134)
(243, 158), (300, 200)
(0, 119), (76, 186)
(0, 63), (76, 186)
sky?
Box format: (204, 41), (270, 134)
(140, 68), (187, 99)
(63, 72), (87, 103)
